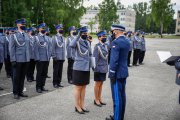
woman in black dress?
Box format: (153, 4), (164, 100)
(93, 31), (109, 107)
(70, 27), (92, 114)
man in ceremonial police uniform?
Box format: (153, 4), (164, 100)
(26, 27), (36, 82)
(9, 19), (30, 99)
(106, 24), (130, 120)
(52, 24), (66, 88)
(0, 29), (6, 90)
(132, 30), (142, 66)
(34, 23), (51, 93)
(66, 26), (77, 84)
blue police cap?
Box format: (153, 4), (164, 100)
(111, 24), (125, 31)
(37, 23), (46, 29)
(15, 18), (26, 24)
(127, 31), (132, 35)
(69, 26), (76, 32)
(77, 26), (88, 33)
(55, 24), (63, 30)
(27, 28), (33, 32)
(96, 31), (106, 37)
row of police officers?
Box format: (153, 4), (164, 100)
(0, 18), (146, 120)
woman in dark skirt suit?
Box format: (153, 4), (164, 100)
(70, 27), (92, 114)
(93, 31), (109, 107)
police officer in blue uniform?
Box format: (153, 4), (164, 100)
(106, 24), (130, 120)
(126, 31), (133, 67)
(132, 30), (142, 66)
(4, 28), (15, 78)
(93, 31), (108, 107)
(34, 23), (50, 93)
(45, 28), (52, 78)
(0, 29), (5, 90)
(52, 24), (66, 88)
(9, 19), (30, 99)
(26, 28), (36, 82)
(70, 27), (92, 114)
(66, 26), (77, 84)
(139, 32), (146, 65)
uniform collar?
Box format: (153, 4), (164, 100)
(39, 32), (45, 36)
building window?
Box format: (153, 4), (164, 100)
(178, 21), (180, 26)
(178, 29), (180, 32)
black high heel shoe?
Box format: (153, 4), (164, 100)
(94, 100), (102, 107)
(81, 108), (90, 113)
(75, 107), (85, 114)
(100, 101), (107, 105)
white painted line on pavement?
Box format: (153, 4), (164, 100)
(0, 87), (27, 97)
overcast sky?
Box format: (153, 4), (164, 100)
(83, 0), (180, 19)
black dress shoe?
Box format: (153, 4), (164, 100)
(105, 115), (114, 120)
(14, 95), (20, 99)
(82, 108), (90, 113)
(94, 100), (102, 107)
(75, 107), (85, 114)
(27, 79), (33, 82)
(53, 84), (59, 88)
(41, 87), (48, 91)
(37, 89), (42, 93)
(133, 64), (139, 66)
(58, 84), (64, 87)
(46, 75), (51, 78)
(19, 93), (28, 97)
(100, 101), (107, 105)
(7, 75), (11, 78)
(0, 87), (4, 90)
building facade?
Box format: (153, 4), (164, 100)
(80, 9), (136, 33)
(175, 10), (180, 35)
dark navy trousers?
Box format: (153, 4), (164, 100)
(110, 78), (126, 120)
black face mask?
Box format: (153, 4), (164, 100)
(41, 30), (46, 34)
(6, 32), (9, 35)
(59, 30), (64, 34)
(72, 32), (77, 36)
(81, 35), (88, 40)
(31, 31), (35, 36)
(46, 33), (50, 36)
(101, 38), (107, 43)
(111, 33), (116, 40)
(137, 33), (139, 36)
(128, 34), (131, 37)
(20, 26), (26, 30)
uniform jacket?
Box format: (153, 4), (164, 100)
(3, 35), (11, 59)
(93, 42), (108, 73)
(34, 33), (51, 61)
(51, 34), (66, 60)
(141, 37), (146, 51)
(9, 31), (30, 62)
(175, 58), (180, 85)
(0, 36), (6, 63)
(66, 35), (76, 60)
(28, 35), (35, 59)
(109, 35), (130, 79)
(133, 35), (142, 50)
(47, 36), (53, 57)
(127, 37), (133, 51)
(70, 35), (92, 71)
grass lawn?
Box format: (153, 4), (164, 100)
(145, 35), (180, 39)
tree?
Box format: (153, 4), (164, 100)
(1, 0), (86, 34)
(150, 0), (175, 38)
(133, 2), (149, 32)
(87, 18), (96, 33)
(98, 0), (118, 31)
